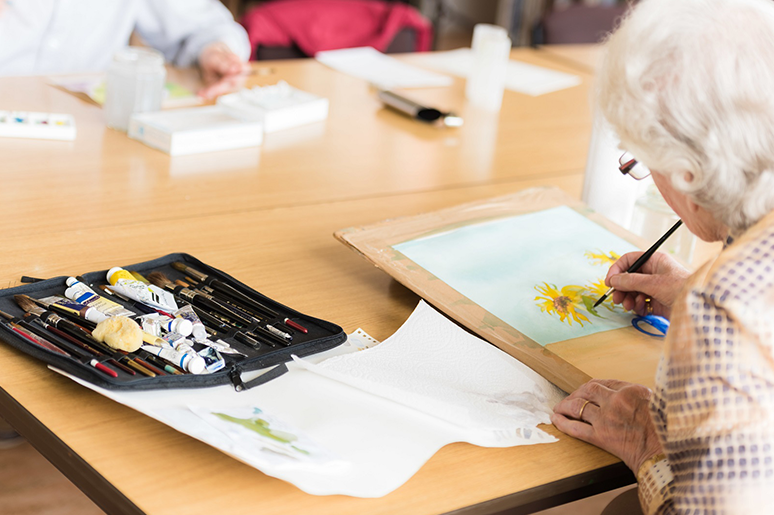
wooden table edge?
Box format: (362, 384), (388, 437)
(447, 463), (634, 515)
(0, 386), (145, 515)
(2, 378), (634, 515)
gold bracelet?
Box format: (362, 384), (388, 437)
(636, 452), (667, 482)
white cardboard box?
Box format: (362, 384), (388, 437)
(0, 111), (76, 141)
(128, 106), (263, 156)
(217, 81), (329, 133)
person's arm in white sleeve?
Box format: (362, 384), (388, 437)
(135, 0), (251, 98)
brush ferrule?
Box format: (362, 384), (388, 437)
(179, 288), (196, 302)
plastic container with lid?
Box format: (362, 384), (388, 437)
(465, 24), (511, 111)
(105, 47), (166, 131)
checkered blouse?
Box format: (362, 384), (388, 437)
(639, 211), (774, 513)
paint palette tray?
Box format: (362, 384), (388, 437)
(217, 81), (329, 133)
(0, 111), (77, 141)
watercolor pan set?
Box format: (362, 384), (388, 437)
(0, 253), (346, 391)
(0, 110), (77, 141)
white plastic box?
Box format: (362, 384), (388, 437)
(0, 111), (76, 141)
(217, 81), (329, 133)
(128, 106), (263, 156)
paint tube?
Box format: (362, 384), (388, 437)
(136, 325), (191, 352)
(64, 277), (136, 318)
(197, 338), (245, 356)
(198, 347), (225, 373)
(158, 333), (195, 354)
(174, 305), (207, 342)
(129, 270), (150, 284)
(138, 313), (193, 337)
(173, 338), (195, 354)
(141, 344), (206, 374)
(140, 330), (168, 348)
(40, 295), (109, 324)
(106, 267), (178, 312)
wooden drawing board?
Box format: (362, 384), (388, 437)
(334, 187), (663, 393)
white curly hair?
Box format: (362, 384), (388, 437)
(599, 0), (774, 235)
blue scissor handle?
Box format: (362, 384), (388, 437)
(632, 315), (670, 338)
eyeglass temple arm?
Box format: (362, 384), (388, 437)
(619, 158), (637, 175)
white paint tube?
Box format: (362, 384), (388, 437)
(40, 295), (109, 324)
(106, 267), (178, 312)
(139, 313), (193, 337)
(141, 344), (206, 374)
(174, 305), (207, 342)
(64, 277), (136, 318)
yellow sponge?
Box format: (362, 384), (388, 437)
(92, 316), (143, 352)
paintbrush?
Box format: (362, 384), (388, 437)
(593, 220), (683, 308)
(184, 279), (264, 324)
(15, 295), (96, 339)
(147, 272), (254, 326)
(17, 294), (98, 329)
(15, 297), (150, 377)
(171, 261), (278, 318)
(0, 307), (117, 377)
(0, 307), (70, 356)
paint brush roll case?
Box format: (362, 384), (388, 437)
(0, 253), (346, 391)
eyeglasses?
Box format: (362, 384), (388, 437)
(618, 152), (651, 180)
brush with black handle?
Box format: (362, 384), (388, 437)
(147, 272), (255, 326)
(171, 261), (278, 319)
(593, 220), (683, 308)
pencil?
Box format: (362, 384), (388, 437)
(593, 220), (683, 308)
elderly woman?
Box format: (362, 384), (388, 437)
(551, 0), (774, 513)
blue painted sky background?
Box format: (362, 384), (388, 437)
(393, 206), (639, 345)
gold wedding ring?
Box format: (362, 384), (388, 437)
(578, 399), (591, 420)
(645, 297), (653, 315)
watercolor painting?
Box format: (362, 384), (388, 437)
(189, 406), (339, 464)
(392, 206), (639, 345)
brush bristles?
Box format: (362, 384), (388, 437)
(146, 271), (174, 289)
(14, 294), (45, 314)
(173, 262), (207, 281)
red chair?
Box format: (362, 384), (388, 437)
(240, 0), (433, 60)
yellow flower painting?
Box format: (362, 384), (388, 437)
(534, 250), (624, 326)
(584, 250), (621, 266)
(585, 278), (615, 312)
(534, 283), (590, 326)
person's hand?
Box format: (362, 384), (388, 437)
(197, 42), (248, 99)
(552, 379), (663, 474)
(605, 251), (690, 318)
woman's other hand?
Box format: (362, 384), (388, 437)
(198, 42), (248, 99)
(551, 379), (663, 474)
(605, 251), (690, 318)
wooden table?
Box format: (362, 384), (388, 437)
(0, 47), (641, 514)
(535, 44), (603, 75)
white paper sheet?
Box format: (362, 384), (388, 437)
(48, 73), (203, 108)
(296, 301), (565, 444)
(408, 48), (582, 96)
(315, 47), (454, 89)
(58, 302), (563, 497)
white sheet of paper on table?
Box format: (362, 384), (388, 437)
(315, 47), (454, 89)
(408, 48), (582, 96)
(296, 300), (565, 444)
(58, 301), (563, 497)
